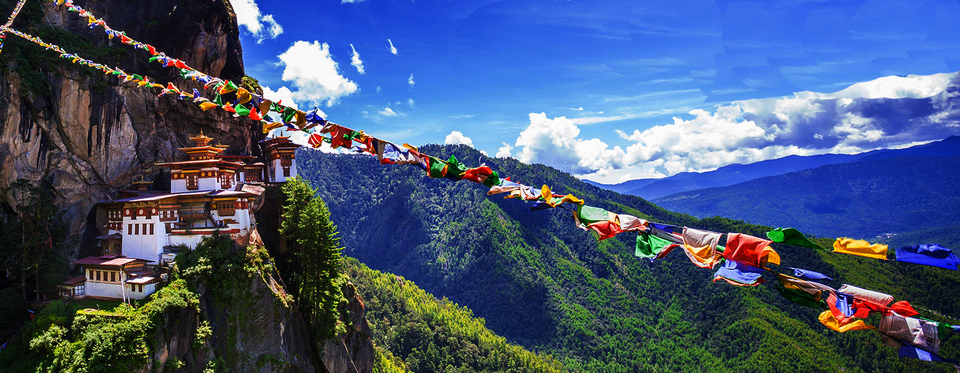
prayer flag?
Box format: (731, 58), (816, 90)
(636, 231), (679, 260)
(786, 267), (833, 282)
(895, 244), (959, 270)
(767, 227), (826, 250)
(723, 233), (780, 268)
(833, 238), (888, 260)
(713, 260), (766, 286)
(681, 227), (723, 269)
(818, 310), (875, 333)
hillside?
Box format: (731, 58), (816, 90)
(590, 135), (960, 200)
(654, 156), (960, 241)
(297, 144), (960, 372)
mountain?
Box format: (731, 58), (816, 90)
(582, 178), (658, 194)
(654, 156), (960, 240)
(589, 135), (960, 200)
(297, 144), (960, 372)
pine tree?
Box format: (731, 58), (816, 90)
(281, 177), (345, 340)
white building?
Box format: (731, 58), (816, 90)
(66, 132), (300, 300)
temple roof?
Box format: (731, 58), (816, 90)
(74, 256), (146, 267)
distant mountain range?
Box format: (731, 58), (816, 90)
(654, 155), (960, 240)
(587, 135), (960, 200)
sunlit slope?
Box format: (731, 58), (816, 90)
(298, 144), (960, 372)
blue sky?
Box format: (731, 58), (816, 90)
(231, 0), (960, 182)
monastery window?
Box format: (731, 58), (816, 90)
(165, 223), (171, 233)
(110, 272), (116, 283)
(142, 223), (148, 235)
(88, 270), (93, 280)
(138, 284), (144, 292)
(186, 174), (199, 190)
(95, 271), (101, 281)
(135, 224), (140, 235)
(150, 223), (154, 235)
(216, 201), (236, 216)
(128, 224), (132, 235)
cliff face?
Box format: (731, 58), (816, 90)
(0, 0), (257, 247)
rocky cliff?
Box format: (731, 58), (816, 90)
(0, 0), (258, 253)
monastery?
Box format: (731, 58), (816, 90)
(59, 133), (301, 301)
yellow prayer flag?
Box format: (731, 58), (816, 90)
(818, 310), (875, 333)
(833, 238), (888, 260)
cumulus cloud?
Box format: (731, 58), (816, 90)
(277, 41), (358, 106)
(230, 0), (283, 43)
(349, 44), (365, 74)
(388, 39), (399, 55)
(496, 142), (514, 158)
(408, 73), (415, 88)
(507, 72), (960, 182)
(261, 86), (299, 110)
(408, 98), (416, 108)
(444, 131), (474, 147)
(378, 107), (398, 117)
(570, 107), (584, 111)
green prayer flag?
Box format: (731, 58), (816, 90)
(270, 102), (283, 113)
(481, 170), (501, 187)
(282, 107), (297, 123)
(767, 227), (825, 250)
(636, 232), (675, 259)
(428, 156), (446, 178)
(445, 155), (468, 179)
(224, 80), (239, 91)
(234, 104), (251, 117)
(775, 284), (827, 309)
(576, 205), (610, 225)
(213, 94), (223, 106)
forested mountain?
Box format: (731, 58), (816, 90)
(590, 135), (960, 200)
(654, 156), (960, 241)
(297, 144), (960, 372)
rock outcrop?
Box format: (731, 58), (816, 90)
(0, 0), (257, 251)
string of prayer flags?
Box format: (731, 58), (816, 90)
(785, 267), (833, 282)
(833, 238), (889, 260)
(713, 260), (765, 287)
(680, 228), (723, 269)
(895, 244), (960, 270)
(767, 227), (826, 250)
(722, 233), (781, 269)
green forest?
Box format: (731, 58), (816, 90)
(296, 144), (960, 372)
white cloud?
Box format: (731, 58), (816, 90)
(444, 131), (474, 147)
(449, 114), (474, 119)
(376, 86), (382, 93)
(408, 98), (416, 107)
(261, 86), (299, 110)
(341, 0), (366, 3)
(408, 73), (415, 88)
(570, 107), (584, 111)
(230, 0), (283, 43)
(349, 44), (365, 74)
(797, 73), (956, 100)
(388, 39), (399, 55)
(507, 72), (960, 182)
(496, 142), (514, 158)
(480, 150), (489, 156)
(378, 107), (398, 117)
(277, 40), (358, 106)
